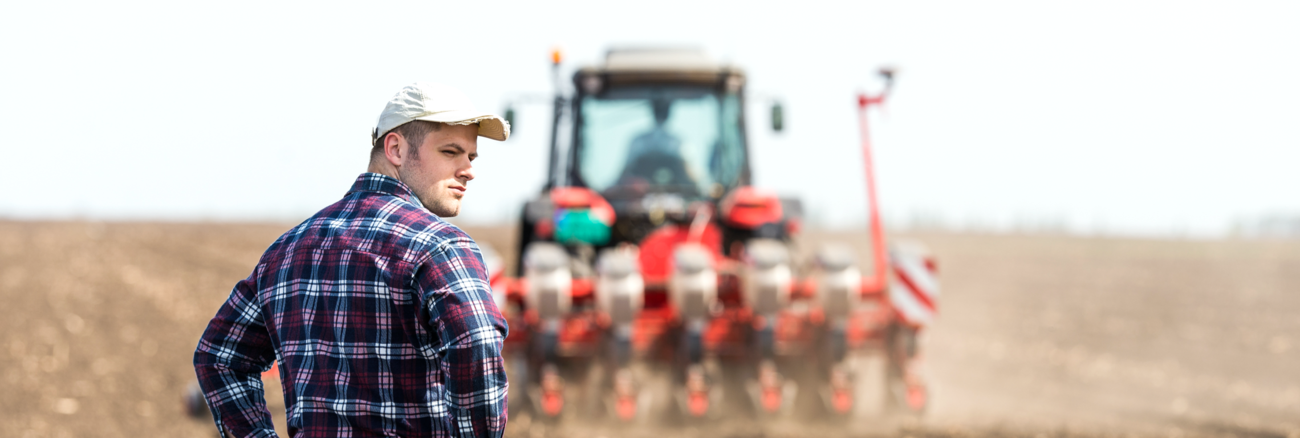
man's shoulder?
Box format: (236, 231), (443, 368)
(267, 190), (472, 264)
(332, 190), (475, 258)
(407, 215), (477, 257)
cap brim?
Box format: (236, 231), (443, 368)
(414, 110), (510, 141)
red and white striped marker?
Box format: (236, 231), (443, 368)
(888, 243), (939, 327)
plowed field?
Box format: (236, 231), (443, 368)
(1, 221), (1296, 437)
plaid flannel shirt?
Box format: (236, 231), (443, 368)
(194, 173), (508, 438)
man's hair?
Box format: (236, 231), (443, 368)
(371, 120), (443, 161)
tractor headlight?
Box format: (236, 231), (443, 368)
(744, 239), (793, 316)
(524, 242), (573, 321)
(816, 244), (862, 321)
(669, 244), (717, 323)
(596, 249), (644, 326)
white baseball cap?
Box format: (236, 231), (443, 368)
(372, 82), (510, 146)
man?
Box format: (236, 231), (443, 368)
(624, 98), (681, 167)
(194, 82), (510, 438)
(619, 98), (696, 190)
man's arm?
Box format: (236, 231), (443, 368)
(193, 274), (278, 438)
(418, 238), (509, 438)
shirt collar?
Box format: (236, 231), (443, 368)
(347, 173), (425, 209)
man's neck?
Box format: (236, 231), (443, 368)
(367, 161), (399, 180)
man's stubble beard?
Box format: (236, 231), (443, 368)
(397, 166), (461, 218)
(425, 194), (460, 218)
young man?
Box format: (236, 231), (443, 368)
(194, 82), (510, 438)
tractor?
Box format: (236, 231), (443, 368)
(489, 47), (937, 422)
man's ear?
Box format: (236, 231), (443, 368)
(383, 132), (405, 167)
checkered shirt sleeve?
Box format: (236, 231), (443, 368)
(193, 270), (280, 437)
(416, 238), (509, 437)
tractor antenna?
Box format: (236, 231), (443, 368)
(545, 47), (565, 190)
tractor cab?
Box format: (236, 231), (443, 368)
(569, 50), (754, 247)
(519, 48), (793, 262)
(571, 53), (749, 200)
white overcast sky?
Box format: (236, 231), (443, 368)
(1, 0), (1297, 237)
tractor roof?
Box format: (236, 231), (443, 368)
(577, 48), (744, 85)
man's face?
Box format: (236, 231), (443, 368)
(395, 123), (479, 217)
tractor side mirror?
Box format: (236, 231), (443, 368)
(770, 101), (784, 132)
(504, 106), (516, 133)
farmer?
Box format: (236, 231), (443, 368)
(194, 82), (510, 438)
(625, 98), (681, 166)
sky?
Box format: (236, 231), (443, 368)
(1, 0), (1297, 237)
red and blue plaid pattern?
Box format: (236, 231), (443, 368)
(195, 173), (508, 438)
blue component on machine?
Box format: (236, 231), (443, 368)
(554, 208), (611, 246)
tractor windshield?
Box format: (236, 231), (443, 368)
(575, 85), (746, 198)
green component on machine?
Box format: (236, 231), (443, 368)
(555, 209), (611, 246)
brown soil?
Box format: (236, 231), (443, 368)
(1, 221), (1296, 437)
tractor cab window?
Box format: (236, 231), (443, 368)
(576, 85), (746, 198)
